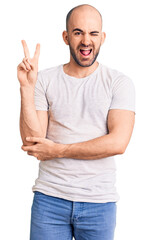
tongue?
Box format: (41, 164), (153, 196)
(81, 50), (90, 56)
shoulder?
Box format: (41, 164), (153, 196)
(37, 64), (62, 88)
(99, 63), (135, 88)
(38, 64), (61, 78)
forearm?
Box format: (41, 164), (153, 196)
(62, 133), (124, 160)
(20, 86), (43, 146)
(22, 110), (134, 161)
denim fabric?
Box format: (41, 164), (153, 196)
(30, 191), (117, 240)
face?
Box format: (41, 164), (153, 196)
(63, 7), (105, 67)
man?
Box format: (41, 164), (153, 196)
(17, 4), (135, 240)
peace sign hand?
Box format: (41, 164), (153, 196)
(17, 40), (40, 88)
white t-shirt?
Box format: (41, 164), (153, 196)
(32, 63), (135, 203)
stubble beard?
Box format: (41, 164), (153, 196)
(69, 43), (101, 68)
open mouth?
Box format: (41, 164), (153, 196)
(80, 49), (92, 56)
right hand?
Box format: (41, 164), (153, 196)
(17, 40), (40, 88)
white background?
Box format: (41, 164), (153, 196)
(0, 0), (153, 239)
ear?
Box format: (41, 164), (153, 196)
(101, 32), (106, 46)
(62, 31), (69, 45)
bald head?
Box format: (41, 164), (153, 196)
(66, 4), (103, 32)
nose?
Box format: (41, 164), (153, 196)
(81, 33), (91, 46)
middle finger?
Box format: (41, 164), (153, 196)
(21, 40), (30, 58)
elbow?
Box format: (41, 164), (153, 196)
(118, 146), (126, 155)
(22, 137), (34, 146)
(114, 142), (127, 155)
(110, 133), (130, 156)
(21, 131), (45, 146)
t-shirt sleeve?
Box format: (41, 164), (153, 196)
(109, 74), (136, 113)
(34, 71), (49, 111)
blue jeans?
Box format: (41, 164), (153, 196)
(30, 191), (117, 240)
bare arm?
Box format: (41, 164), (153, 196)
(20, 88), (48, 145)
(62, 109), (135, 159)
(21, 109), (135, 161)
(17, 40), (48, 146)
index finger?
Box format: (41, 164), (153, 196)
(33, 43), (40, 60)
(26, 136), (43, 143)
(21, 40), (30, 58)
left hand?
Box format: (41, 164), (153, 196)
(21, 137), (66, 161)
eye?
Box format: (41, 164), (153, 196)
(74, 32), (81, 35)
(91, 33), (98, 36)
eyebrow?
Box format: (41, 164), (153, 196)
(72, 28), (99, 34)
(72, 28), (83, 32)
(90, 31), (99, 34)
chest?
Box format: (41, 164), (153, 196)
(46, 77), (112, 124)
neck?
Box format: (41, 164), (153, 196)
(63, 59), (99, 78)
